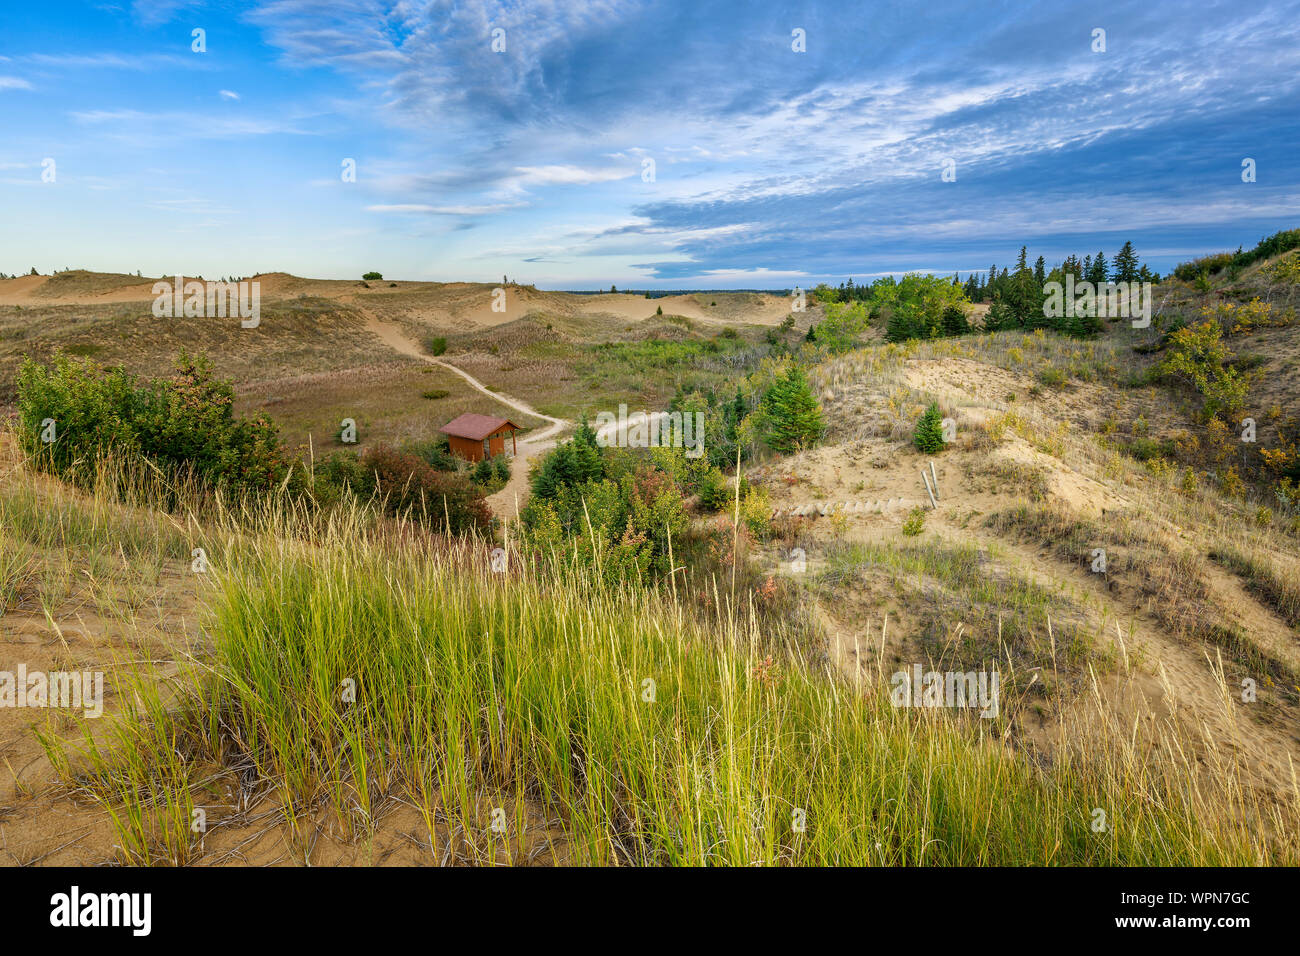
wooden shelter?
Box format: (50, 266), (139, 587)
(440, 412), (520, 462)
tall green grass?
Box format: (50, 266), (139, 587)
(42, 494), (1297, 866)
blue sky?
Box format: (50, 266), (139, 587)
(2, 0), (1298, 288)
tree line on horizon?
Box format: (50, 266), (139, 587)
(819, 240), (1158, 308)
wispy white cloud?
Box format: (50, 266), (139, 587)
(367, 202), (525, 215)
(70, 108), (316, 140)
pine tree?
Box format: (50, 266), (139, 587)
(725, 387), (745, 444)
(913, 402), (946, 453)
(1034, 256), (1046, 286)
(941, 304), (970, 336)
(763, 366), (824, 453)
(984, 295), (1015, 332)
(1111, 241), (1139, 283)
(885, 308), (916, 343)
(1087, 251), (1108, 285)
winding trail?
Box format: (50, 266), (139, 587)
(365, 317), (571, 517)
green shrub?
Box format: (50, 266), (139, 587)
(421, 389), (450, 400)
(902, 506), (927, 536)
(695, 467), (731, 511)
(492, 454), (510, 483)
(425, 336), (447, 356)
(1157, 321), (1252, 420)
(17, 352), (290, 497)
(913, 402), (946, 454)
(362, 271), (383, 280)
(359, 444), (490, 533)
(1036, 366), (1066, 389)
(403, 436), (459, 472)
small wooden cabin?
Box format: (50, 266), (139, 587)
(440, 413), (520, 463)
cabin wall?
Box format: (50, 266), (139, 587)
(447, 429), (516, 462)
(448, 434), (486, 462)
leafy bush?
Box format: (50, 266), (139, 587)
(421, 389), (450, 400)
(470, 457), (494, 485)
(1157, 320), (1252, 420)
(17, 352), (290, 497)
(902, 507), (927, 536)
(1171, 229), (1300, 280)
(815, 301), (870, 351)
(358, 444), (490, 532)
(913, 403), (946, 454)
(425, 336), (447, 356)
(404, 436), (459, 472)
(1036, 366), (1066, 389)
(695, 467), (731, 511)
(879, 274), (971, 342)
(362, 271), (383, 280)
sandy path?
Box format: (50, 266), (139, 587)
(364, 317), (569, 518)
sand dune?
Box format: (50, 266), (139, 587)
(0, 271), (796, 329)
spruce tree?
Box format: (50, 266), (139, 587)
(914, 402), (946, 453)
(984, 296), (1014, 332)
(1087, 251), (1108, 285)
(1111, 241), (1139, 283)
(941, 304), (970, 336)
(763, 366), (824, 453)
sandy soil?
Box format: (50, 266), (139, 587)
(0, 273), (797, 329)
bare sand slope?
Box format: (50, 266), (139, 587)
(0, 272), (796, 329)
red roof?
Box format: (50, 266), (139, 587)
(439, 413), (520, 441)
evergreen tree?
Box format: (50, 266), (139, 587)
(1034, 256), (1046, 286)
(1086, 251), (1108, 285)
(984, 295), (1015, 332)
(885, 308), (916, 343)
(941, 304), (970, 336)
(1111, 241), (1139, 283)
(724, 387), (745, 444)
(530, 437), (604, 499)
(913, 402), (946, 454)
(763, 366), (824, 453)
